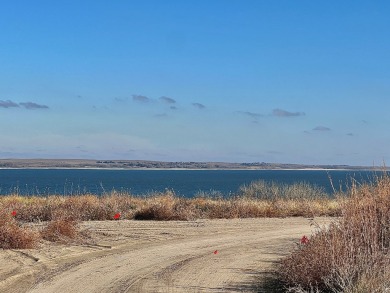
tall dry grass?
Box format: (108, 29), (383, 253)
(279, 174), (390, 292)
(0, 182), (340, 222)
(0, 180), (341, 249)
(238, 180), (329, 200)
(238, 180), (340, 217)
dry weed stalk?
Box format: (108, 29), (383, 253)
(280, 174), (390, 292)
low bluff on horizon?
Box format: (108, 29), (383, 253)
(0, 158), (379, 170)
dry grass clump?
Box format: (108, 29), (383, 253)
(238, 180), (328, 200)
(0, 212), (40, 249)
(279, 175), (390, 292)
(0, 193), (140, 222)
(134, 191), (194, 220)
(41, 218), (79, 243)
(237, 180), (340, 218)
(189, 196), (276, 218)
(131, 183), (339, 220)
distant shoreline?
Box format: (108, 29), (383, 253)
(0, 159), (383, 171)
(0, 167), (370, 171)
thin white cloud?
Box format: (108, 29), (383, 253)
(238, 111), (263, 119)
(267, 150), (283, 154)
(160, 96), (176, 104)
(313, 126), (331, 131)
(20, 102), (49, 109)
(154, 113), (169, 118)
(272, 108), (305, 117)
(0, 100), (20, 108)
(192, 103), (206, 109)
(114, 97), (126, 102)
(132, 94), (151, 103)
(0, 100), (49, 109)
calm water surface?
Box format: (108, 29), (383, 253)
(0, 169), (380, 197)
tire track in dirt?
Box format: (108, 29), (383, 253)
(25, 218), (329, 293)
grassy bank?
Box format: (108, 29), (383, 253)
(0, 180), (340, 222)
(279, 174), (390, 292)
(0, 180), (340, 248)
(2, 176), (389, 291)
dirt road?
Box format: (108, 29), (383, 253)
(0, 218), (330, 293)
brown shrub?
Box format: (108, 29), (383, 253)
(134, 193), (193, 220)
(41, 218), (79, 242)
(0, 213), (40, 249)
(279, 175), (390, 292)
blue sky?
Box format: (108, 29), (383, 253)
(1, 1), (389, 165)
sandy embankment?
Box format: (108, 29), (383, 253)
(0, 218), (331, 293)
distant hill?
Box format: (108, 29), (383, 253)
(0, 159), (380, 170)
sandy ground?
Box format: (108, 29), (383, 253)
(0, 217), (331, 293)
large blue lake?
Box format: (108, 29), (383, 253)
(0, 169), (381, 197)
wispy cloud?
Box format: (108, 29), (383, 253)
(347, 133), (354, 136)
(313, 126), (331, 131)
(267, 150), (283, 154)
(160, 96), (176, 104)
(114, 97), (126, 102)
(272, 108), (305, 117)
(132, 94), (151, 103)
(170, 106), (178, 110)
(238, 111), (263, 119)
(192, 103), (206, 109)
(0, 100), (20, 108)
(154, 113), (169, 118)
(0, 100), (49, 109)
(20, 102), (49, 109)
